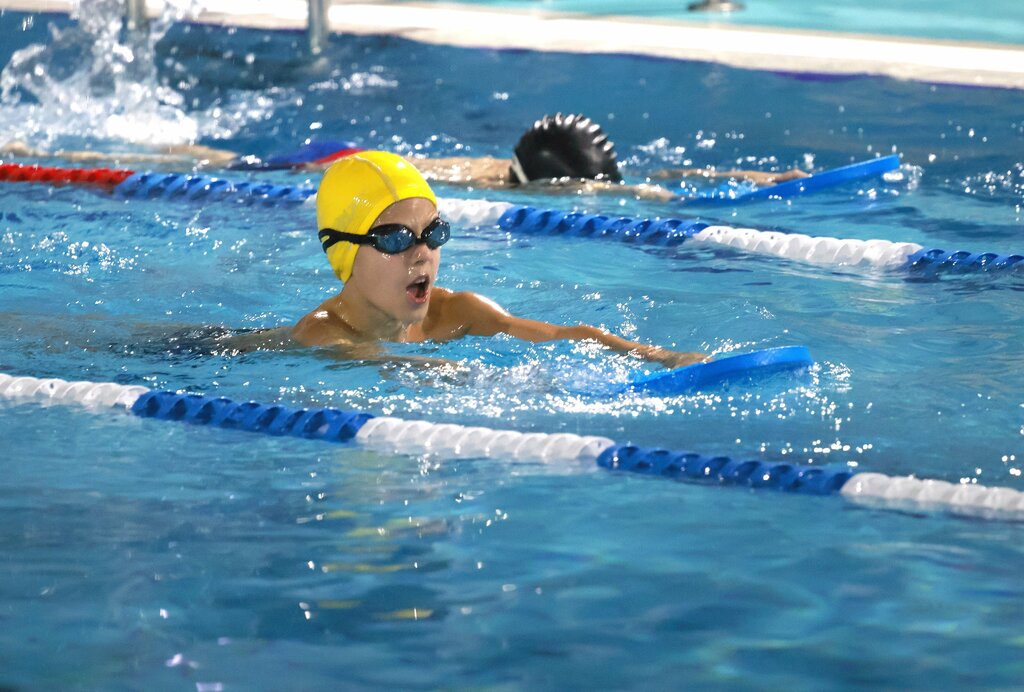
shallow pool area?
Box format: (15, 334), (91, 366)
(416, 0), (1024, 44)
(2, 4), (1024, 689)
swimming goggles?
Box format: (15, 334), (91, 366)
(319, 217), (451, 255)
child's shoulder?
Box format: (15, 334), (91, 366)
(422, 287), (510, 341)
(292, 306), (353, 347)
(430, 287), (506, 316)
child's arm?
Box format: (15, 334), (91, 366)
(443, 291), (707, 369)
(651, 166), (809, 186)
(0, 140), (239, 168)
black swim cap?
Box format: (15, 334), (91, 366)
(510, 113), (622, 184)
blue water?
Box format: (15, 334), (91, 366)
(2, 9), (1024, 689)
(416, 0), (1024, 44)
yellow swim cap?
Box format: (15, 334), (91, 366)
(316, 151), (437, 283)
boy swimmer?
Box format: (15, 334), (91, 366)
(286, 150), (707, 368)
(0, 113), (805, 201)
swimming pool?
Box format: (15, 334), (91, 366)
(416, 0), (1024, 44)
(2, 6), (1024, 689)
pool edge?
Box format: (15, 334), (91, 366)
(3, 0), (1023, 90)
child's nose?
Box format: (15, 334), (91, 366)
(409, 242), (430, 264)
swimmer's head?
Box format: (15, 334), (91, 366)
(316, 151), (437, 283)
(509, 113), (622, 184)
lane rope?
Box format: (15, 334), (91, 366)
(2, 371), (1022, 522)
(494, 206), (1024, 273)
(0, 162), (134, 190)
(0, 162), (1019, 274)
(114, 171), (315, 205)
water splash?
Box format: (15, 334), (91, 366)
(0, 0), (272, 149)
(960, 163), (1024, 205)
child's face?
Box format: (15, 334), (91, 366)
(347, 197), (442, 326)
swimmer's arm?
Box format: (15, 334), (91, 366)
(412, 156), (512, 187)
(313, 342), (466, 371)
(454, 292), (707, 368)
(536, 178), (677, 202)
(320, 348), (465, 370)
(0, 140), (126, 165)
(651, 166), (809, 186)
(303, 156), (509, 184)
(0, 140), (238, 169)
(289, 314), (463, 368)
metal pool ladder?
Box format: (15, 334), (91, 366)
(307, 0), (331, 55)
(123, 0), (333, 56)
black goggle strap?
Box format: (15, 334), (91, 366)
(509, 154), (530, 184)
(318, 228), (368, 253)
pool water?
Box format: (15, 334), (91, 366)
(415, 0), (1024, 44)
(2, 9), (1024, 689)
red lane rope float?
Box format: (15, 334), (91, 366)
(0, 162), (135, 191)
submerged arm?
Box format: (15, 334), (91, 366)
(409, 158), (679, 201)
(651, 166), (809, 186)
(411, 156), (512, 187)
(538, 177), (678, 201)
(0, 140), (239, 169)
(216, 326), (462, 377)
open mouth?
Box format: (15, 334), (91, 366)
(406, 275), (430, 305)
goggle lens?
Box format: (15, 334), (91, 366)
(368, 218), (450, 253)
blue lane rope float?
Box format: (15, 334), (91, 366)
(1, 371), (1023, 522)
(496, 205), (708, 245)
(113, 171), (316, 205)
(596, 445), (853, 495)
(129, 390), (372, 442)
(904, 247), (1024, 272)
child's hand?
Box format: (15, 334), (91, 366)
(761, 169), (810, 185)
(633, 346), (709, 369)
(657, 350), (711, 369)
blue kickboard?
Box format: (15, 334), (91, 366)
(622, 346), (813, 395)
(689, 154), (901, 203)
